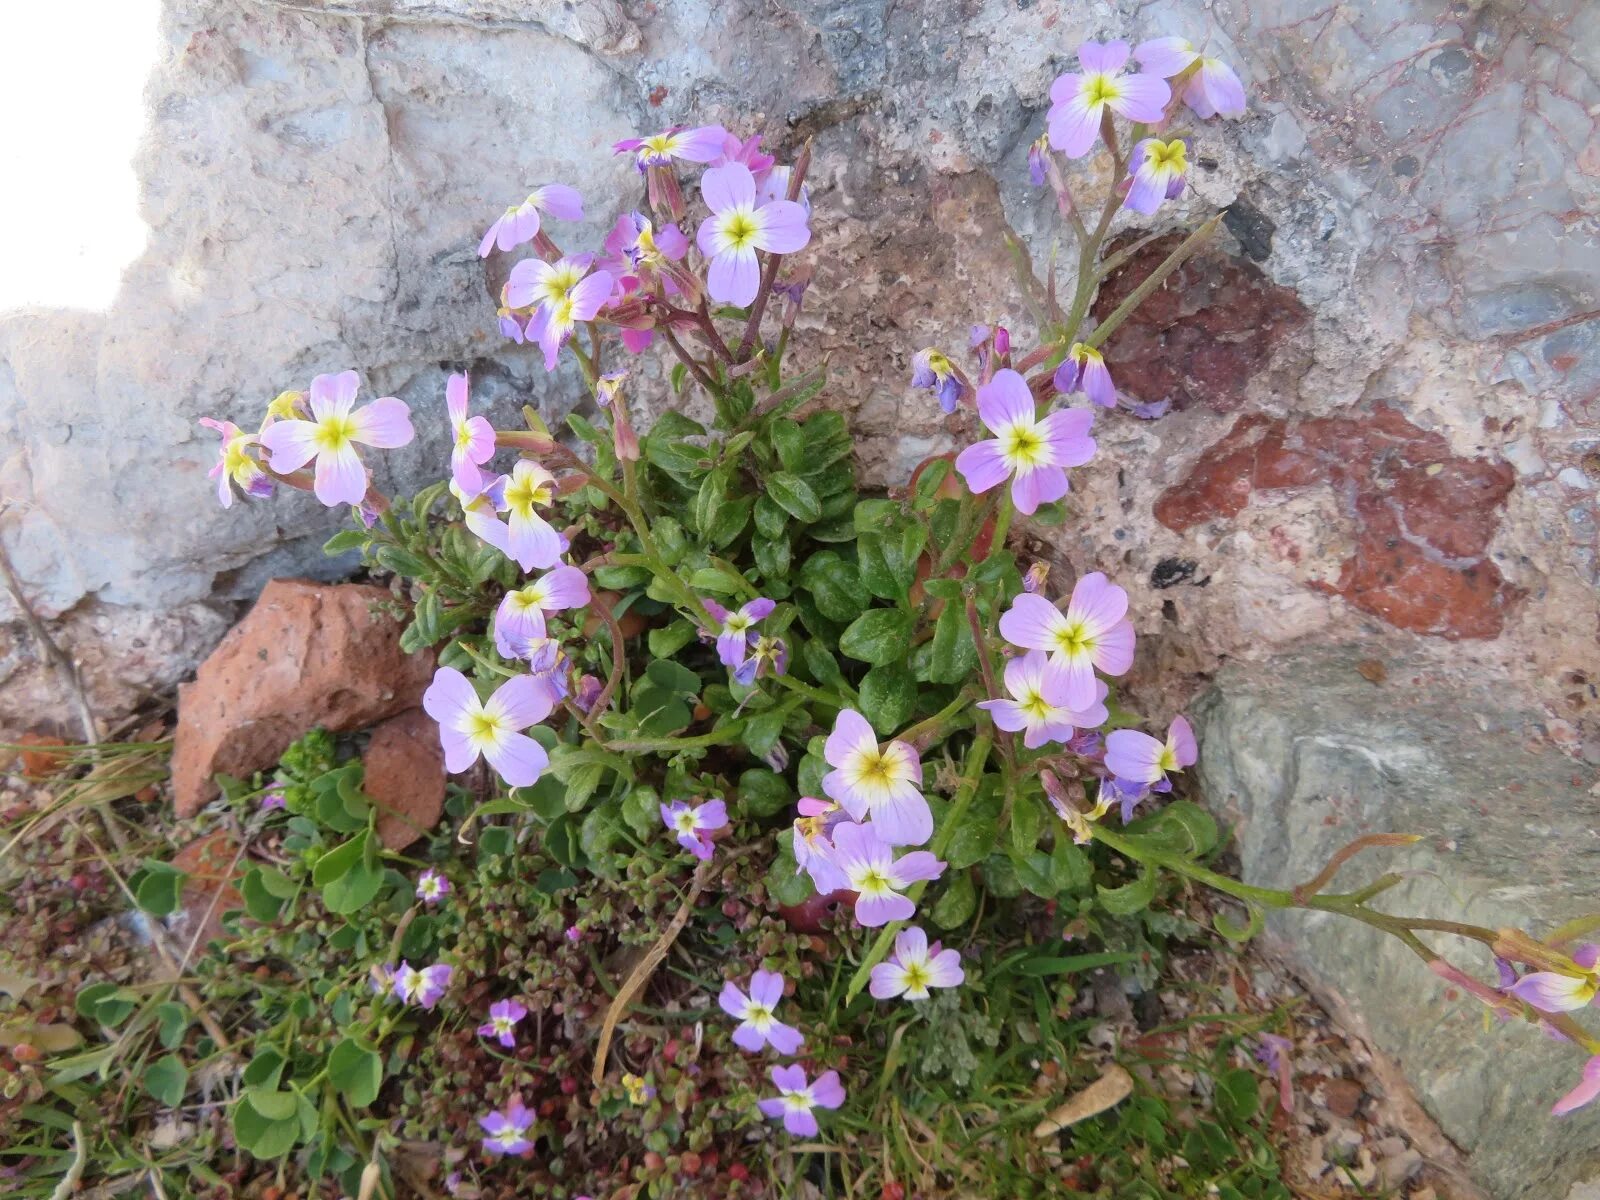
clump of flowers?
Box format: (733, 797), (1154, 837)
(176, 24), (1600, 1193)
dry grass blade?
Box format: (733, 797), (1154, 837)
(1032, 1064), (1134, 1138)
(591, 860), (709, 1086)
(0, 748), (167, 863)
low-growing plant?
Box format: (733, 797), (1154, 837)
(13, 26), (1600, 1200)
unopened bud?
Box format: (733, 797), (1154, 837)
(1023, 562), (1050, 593)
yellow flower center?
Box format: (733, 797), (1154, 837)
(1053, 619), (1093, 660)
(901, 961), (932, 994)
(455, 423), (475, 449)
(223, 437), (254, 476)
(465, 709), (508, 749)
(1018, 688), (1052, 720)
(1147, 138), (1188, 174)
(783, 1093), (811, 1112)
(856, 866), (892, 897)
(673, 810), (698, 835)
(721, 209), (759, 251)
(1084, 73), (1122, 106)
(1157, 745), (1180, 773)
(1000, 422), (1047, 470)
(312, 414), (356, 454)
(745, 1003), (773, 1028)
(643, 134), (676, 156)
(504, 473), (552, 519)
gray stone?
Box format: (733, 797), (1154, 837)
(1195, 645), (1600, 1200)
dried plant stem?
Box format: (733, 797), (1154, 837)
(591, 859), (711, 1085)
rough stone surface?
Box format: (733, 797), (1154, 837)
(1195, 645), (1600, 1199)
(171, 831), (245, 951)
(171, 579), (432, 816)
(364, 708), (446, 851)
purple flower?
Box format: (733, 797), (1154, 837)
(1048, 41), (1172, 159)
(493, 565), (591, 657)
(423, 667), (554, 788)
(477, 999), (528, 1048)
(393, 960), (452, 1010)
(1101, 774), (1152, 823)
(954, 369), (1096, 516)
(1133, 38), (1247, 118)
(614, 125), (728, 171)
(1104, 717), (1199, 787)
(822, 709), (930, 847)
(696, 163), (811, 307)
(369, 963), (396, 997)
(504, 256), (615, 371)
(573, 674), (602, 714)
(792, 797), (852, 894)
(474, 460), (562, 573)
(1125, 137), (1190, 214)
(719, 969), (804, 1054)
(565, 925), (583, 943)
(977, 651), (1109, 749)
(258, 371), (414, 508)
(1128, 398), (1171, 420)
(1044, 769), (1112, 845)
(1053, 343), (1116, 408)
(478, 184), (583, 257)
(756, 1065), (845, 1136)
(451, 468), (511, 555)
(998, 573), (1135, 708)
(869, 926), (964, 1001)
(446, 373), (496, 490)
(829, 822), (944, 927)
(1554, 1055), (1600, 1116)
(416, 868), (451, 905)
(702, 597), (776, 670)
(714, 131), (776, 177)
(1023, 562), (1050, 594)
(1508, 970), (1598, 1014)
(1255, 1033), (1296, 1113)
(478, 1097), (534, 1156)
(1027, 133), (1050, 186)
(259, 784), (287, 812)
(200, 419), (273, 508)
(661, 798), (728, 860)
(734, 634), (788, 687)
(911, 348), (969, 413)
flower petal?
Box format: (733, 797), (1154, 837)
(752, 200), (811, 253)
(483, 731), (549, 788)
(485, 674), (556, 731)
(702, 162), (757, 213)
(869, 787), (933, 847)
(1108, 72), (1172, 123)
(1048, 95), (1103, 158)
(825, 709), (878, 769)
(719, 982), (749, 1019)
(350, 397), (414, 449)
(998, 593), (1067, 653)
(975, 368), (1035, 434)
(258, 418), (320, 473)
(313, 443), (368, 507)
(708, 248), (761, 307)
(534, 182), (584, 221)
(1104, 729), (1166, 785)
(954, 439), (1011, 495)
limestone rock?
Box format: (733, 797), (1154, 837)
(364, 708), (446, 851)
(171, 579), (432, 817)
(1194, 645), (1600, 1199)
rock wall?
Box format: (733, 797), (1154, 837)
(1, 2), (1597, 1188)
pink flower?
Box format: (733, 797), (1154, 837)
(477, 184), (583, 257)
(258, 371), (414, 507)
(1133, 37), (1247, 118)
(1508, 970), (1598, 1014)
(477, 999), (527, 1048)
(719, 969), (804, 1054)
(1052, 343), (1116, 408)
(822, 709), (929, 847)
(422, 667), (554, 788)
(445, 373), (496, 490)
(614, 125), (728, 170)
(478, 1097), (534, 1155)
(997, 573), (1135, 708)
(829, 821), (944, 927)
(200, 419), (273, 507)
(1104, 717), (1199, 786)
(504, 256), (615, 371)
(416, 868), (451, 905)
(1048, 41), (1171, 158)
(660, 798), (728, 860)
(1125, 137), (1190, 214)
(757, 1065), (845, 1136)
(451, 469), (512, 556)
(977, 651), (1108, 748)
(493, 565), (591, 657)
(954, 369), (1096, 515)
(695, 163), (811, 307)
(792, 797), (852, 894)
(498, 460), (564, 572)
(869, 926), (964, 1001)
(393, 961), (452, 1009)
(1554, 1055), (1600, 1116)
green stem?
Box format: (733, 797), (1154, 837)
(605, 727), (741, 755)
(1085, 212), (1223, 349)
(773, 672), (854, 709)
(845, 733), (994, 1000)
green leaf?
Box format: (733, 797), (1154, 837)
(645, 660), (701, 696)
(944, 784), (1002, 870)
(246, 1087), (299, 1122)
(798, 552), (869, 623)
(242, 1047), (286, 1090)
(1012, 849), (1056, 898)
(687, 565), (745, 595)
(233, 1099), (299, 1160)
(312, 834), (365, 888)
(767, 473), (822, 524)
(144, 1055), (189, 1106)
(322, 529), (367, 556)
(327, 1037), (383, 1108)
(1008, 950), (1142, 977)
(858, 665), (915, 734)
(838, 609), (914, 667)
(1009, 792), (1044, 859)
(133, 861), (186, 917)
(1097, 866), (1159, 916)
(930, 871), (976, 930)
(155, 1002), (190, 1050)
(754, 495), (788, 540)
(737, 769), (793, 818)
(74, 982), (119, 1021)
(693, 467), (730, 535)
(770, 419), (807, 473)
(741, 710), (785, 758)
(926, 602), (978, 684)
(705, 497), (753, 549)
(1050, 837), (1092, 894)
(241, 867), (288, 922)
(621, 785), (663, 837)
(1214, 1068), (1261, 1124)
(322, 861), (383, 915)
(764, 841), (813, 907)
(752, 534), (791, 580)
(648, 619), (698, 660)
(912, 458), (953, 508)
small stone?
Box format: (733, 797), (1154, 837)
(171, 580), (434, 818)
(365, 709), (446, 852)
(1317, 1076), (1363, 1119)
(1377, 1148), (1423, 1189)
